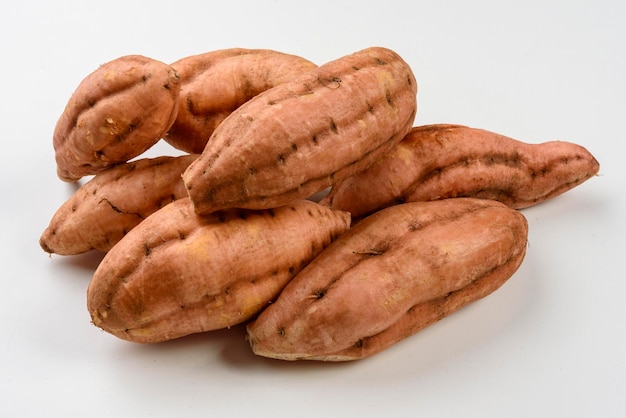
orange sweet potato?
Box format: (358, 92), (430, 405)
(165, 48), (317, 154)
(321, 124), (600, 218)
(247, 198), (528, 361)
(40, 154), (197, 255)
(53, 55), (181, 182)
(87, 198), (351, 343)
(183, 46), (418, 215)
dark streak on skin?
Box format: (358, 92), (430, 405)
(99, 198), (145, 219)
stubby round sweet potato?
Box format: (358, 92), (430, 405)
(87, 198), (351, 343)
(321, 124), (600, 218)
(183, 46), (418, 215)
(40, 154), (198, 255)
(53, 55), (181, 182)
(247, 198), (528, 361)
(165, 48), (317, 154)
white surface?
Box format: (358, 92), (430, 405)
(2, 1), (625, 417)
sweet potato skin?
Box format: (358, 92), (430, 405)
(246, 198), (528, 361)
(321, 124), (600, 218)
(53, 55), (181, 182)
(165, 48), (317, 154)
(183, 46), (418, 215)
(40, 154), (198, 255)
(87, 198), (351, 343)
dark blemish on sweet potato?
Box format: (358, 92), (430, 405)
(318, 75), (342, 89)
(99, 198), (145, 219)
(483, 154), (512, 167)
(408, 221), (423, 232)
(330, 119), (338, 134)
(354, 245), (386, 256)
(242, 79), (254, 100)
(385, 88), (393, 107)
(186, 96), (195, 114)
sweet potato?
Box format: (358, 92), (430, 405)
(53, 55), (181, 182)
(87, 198), (351, 343)
(247, 198), (528, 361)
(183, 46), (418, 215)
(321, 124), (600, 218)
(165, 48), (317, 154)
(40, 154), (198, 255)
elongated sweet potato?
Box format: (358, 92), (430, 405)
(247, 198), (528, 361)
(87, 198), (351, 343)
(321, 124), (600, 218)
(40, 154), (198, 255)
(53, 55), (181, 182)
(183, 46), (418, 215)
(165, 48), (317, 154)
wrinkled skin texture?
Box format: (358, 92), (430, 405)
(40, 154), (198, 255)
(165, 48), (317, 154)
(183, 46), (418, 215)
(87, 198), (351, 343)
(247, 198), (528, 361)
(53, 55), (181, 182)
(321, 124), (600, 219)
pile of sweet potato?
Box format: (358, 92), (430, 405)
(41, 47), (599, 362)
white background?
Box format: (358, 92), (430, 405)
(2, 1), (625, 417)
